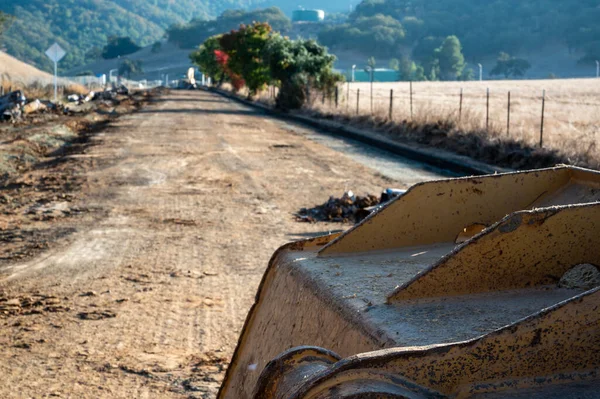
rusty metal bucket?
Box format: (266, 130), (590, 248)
(219, 166), (600, 398)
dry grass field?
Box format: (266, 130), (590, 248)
(0, 51), (54, 83)
(296, 79), (600, 167)
(0, 51), (91, 99)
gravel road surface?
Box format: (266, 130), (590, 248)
(0, 90), (445, 398)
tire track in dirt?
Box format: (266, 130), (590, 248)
(0, 90), (432, 398)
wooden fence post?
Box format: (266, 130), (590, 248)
(356, 89), (360, 115)
(486, 88), (490, 131)
(459, 88), (463, 122)
(346, 82), (350, 111)
(370, 75), (374, 115)
(507, 91), (511, 136)
(335, 86), (339, 108)
(389, 89), (394, 120)
(410, 81), (413, 120)
(540, 90), (546, 148)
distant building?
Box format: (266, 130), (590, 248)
(292, 9), (325, 23)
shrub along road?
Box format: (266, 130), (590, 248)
(0, 90), (423, 398)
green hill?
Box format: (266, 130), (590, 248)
(319, 0), (600, 66)
(167, 7), (292, 49)
(0, 0), (350, 73)
(0, 0), (190, 72)
(5, 0), (592, 77)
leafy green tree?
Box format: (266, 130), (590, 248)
(367, 56), (377, 69)
(398, 56), (414, 80)
(427, 59), (440, 81)
(85, 47), (103, 63)
(0, 11), (13, 41)
(401, 16), (425, 41)
(219, 23), (272, 96)
(389, 58), (400, 71)
(263, 35), (340, 110)
(490, 52), (531, 78)
(391, 55), (428, 81)
(102, 36), (142, 59)
(413, 65), (427, 81)
(190, 35), (225, 84)
(435, 35), (465, 80)
(324, 13), (349, 24)
(318, 14), (405, 58)
(118, 59), (143, 78)
(459, 68), (475, 81)
(413, 36), (443, 79)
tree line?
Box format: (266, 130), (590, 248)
(168, 7), (291, 49)
(382, 36), (530, 82)
(319, 0), (600, 71)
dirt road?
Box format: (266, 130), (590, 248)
(0, 90), (429, 398)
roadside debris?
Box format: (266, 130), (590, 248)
(0, 85), (135, 122)
(0, 88), (156, 266)
(22, 99), (47, 115)
(296, 189), (406, 224)
(0, 90), (26, 121)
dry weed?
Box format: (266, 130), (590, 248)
(302, 80), (600, 170)
(1, 73), (89, 100)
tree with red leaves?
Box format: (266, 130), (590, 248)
(219, 23), (272, 96)
(214, 49), (245, 91)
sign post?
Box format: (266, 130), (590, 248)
(45, 43), (67, 102)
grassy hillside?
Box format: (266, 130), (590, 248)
(167, 7), (292, 49)
(0, 0), (350, 73)
(0, 1), (172, 73)
(320, 0), (600, 67)
(0, 50), (53, 82)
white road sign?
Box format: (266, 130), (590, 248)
(45, 43), (66, 63)
(45, 43), (67, 102)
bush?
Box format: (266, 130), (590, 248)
(102, 37), (141, 60)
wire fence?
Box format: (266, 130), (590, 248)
(202, 77), (600, 164)
(288, 81), (600, 159)
(0, 74), (159, 96)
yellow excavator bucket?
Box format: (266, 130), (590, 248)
(218, 166), (600, 398)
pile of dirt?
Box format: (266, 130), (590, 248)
(296, 191), (380, 223)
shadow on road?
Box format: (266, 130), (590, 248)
(151, 98), (229, 103)
(138, 109), (261, 116)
